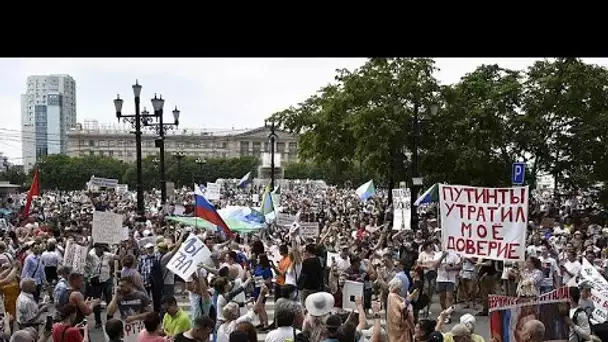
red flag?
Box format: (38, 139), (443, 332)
(21, 168), (40, 217)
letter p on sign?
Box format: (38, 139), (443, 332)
(512, 162), (525, 185)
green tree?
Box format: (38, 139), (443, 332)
(271, 58), (440, 193)
(0, 165), (28, 188)
(35, 155), (128, 190)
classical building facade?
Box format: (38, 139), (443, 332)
(66, 120), (298, 164)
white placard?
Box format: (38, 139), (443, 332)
(0, 219), (6, 231)
(254, 276), (264, 287)
(277, 213), (297, 227)
(64, 241), (88, 274)
(89, 176), (119, 188)
(439, 184), (528, 262)
(252, 194), (259, 204)
(166, 233), (212, 280)
(580, 258), (608, 323)
(121, 227), (129, 241)
(116, 184), (128, 194)
(342, 281), (364, 312)
(393, 196), (411, 231)
(299, 222), (318, 239)
(326, 252), (339, 268)
(206, 183), (221, 200)
(262, 153), (282, 168)
(92, 211), (123, 245)
(166, 182), (175, 198)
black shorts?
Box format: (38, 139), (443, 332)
(436, 282), (455, 293)
(45, 266), (58, 283)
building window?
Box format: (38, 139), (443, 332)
(89, 151), (94, 156)
(222, 142), (227, 149)
(99, 140), (105, 147)
(108, 151), (114, 157)
(79, 139), (84, 146)
(117, 151), (123, 156)
(289, 142), (297, 154)
(252, 142), (261, 154)
(108, 140), (115, 147)
(277, 142), (285, 153)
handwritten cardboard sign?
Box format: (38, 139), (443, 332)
(299, 222), (318, 239)
(277, 213), (297, 227)
(166, 233), (211, 280)
(92, 211), (123, 245)
(206, 183), (221, 200)
(439, 184), (529, 262)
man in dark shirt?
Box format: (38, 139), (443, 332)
(300, 244), (323, 304)
(174, 316), (215, 342)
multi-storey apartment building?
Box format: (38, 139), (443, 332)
(21, 75), (77, 173)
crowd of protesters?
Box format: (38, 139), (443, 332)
(0, 180), (606, 342)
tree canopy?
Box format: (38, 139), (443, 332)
(269, 57), (608, 198)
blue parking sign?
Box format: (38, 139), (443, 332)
(512, 162), (525, 185)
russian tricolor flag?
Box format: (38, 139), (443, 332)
(194, 184), (232, 237)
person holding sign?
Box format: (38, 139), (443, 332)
(252, 255), (273, 331)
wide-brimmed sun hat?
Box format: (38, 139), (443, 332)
(305, 292), (335, 317)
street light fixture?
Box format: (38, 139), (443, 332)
(113, 80), (157, 216)
(173, 151), (186, 190)
(195, 158), (206, 184)
(142, 94), (180, 205)
(264, 119), (278, 191)
(410, 102), (438, 230)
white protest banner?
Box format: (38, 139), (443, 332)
(92, 211), (123, 245)
(206, 183), (221, 200)
(121, 227), (129, 241)
(299, 222), (318, 239)
(277, 213), (297, 227)
(580, 258), (608, 323)
(342, 281), (364, 312)
(439, 184), (528, 262)
(64, 241), (88, 274)
(166, 233), (212, 280)
(89, 176), (119, 188)
(116, 184), (128, 194)
(393, 196), (411, 231)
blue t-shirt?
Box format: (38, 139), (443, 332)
(253, 265), (272, 298)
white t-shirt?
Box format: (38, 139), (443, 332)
(417, 251), (436, 274)
(562, 260), (581, 286)
(435, 252), (461, 283)
(335, 256), (350, 273)
(265, 326), (301, 342)
(539, 256), (560, 287)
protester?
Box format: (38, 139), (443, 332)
(138, 312), (169, 342)
(52, 303), (88, 342)
(161, 295), (192, 337)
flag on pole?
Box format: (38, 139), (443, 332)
(193, 183), (232, 237)
(260, 184), (274, 215)
(22, 168), (40, 217)
(414, 183), (439, 206)
(272, 184), (281, 195)
(355, 180), (376, 201)
(237, 172), (252, 188)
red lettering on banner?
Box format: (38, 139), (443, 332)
(476, 207), (486, 221)
(501, 209), (512, 222)
(461, 223), (472, 237)
(442, 186), (453, 202)
(446, 237), (520, 260)
(445, 203), (456, 216)
(467, 205), (476, 219)
(492, 224), (504, 240)
(477, 224), (488, 238)
(515, 207), (526, 222)
(507, 243), (520, 260)
(466, 239), (476, 254)
(486, 189), (497, 204)
(510, 187), (526, 204)
(125, 324), (132, 335)
(454, 187), (464, 202)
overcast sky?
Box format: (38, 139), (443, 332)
(2, 58), (608, 162)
